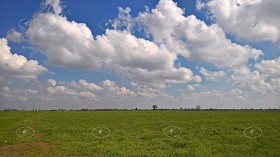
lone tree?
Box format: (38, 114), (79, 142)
(196, 105), (201, 110)
(152, 105), (158, 110)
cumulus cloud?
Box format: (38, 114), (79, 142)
(103, 30), (201, 85)
(1, 0), (279, 109)
(196, 0), (205, 11)
(231, 66), (272, 94)
(26, 2), (201, 87)
(0, 79), (97, 103)
(200, 67), (226, 81)
(36, 79), (138, 101)
(26, 0), (263, 90)
(40, 79), (97, 100)
(47, 79), (56, 87)
(135, 84), (168, 98)
(186, 85), (195, 92)
(0, 87), (13, 98)
(78, 91), (97, 100)
(179, 83), (205, 93)
(135, 0), (262, 68)
(43, 0), (62, 15)
(112, 7), (134, 32)
(6, 29), (24, 42)
(101, 80), (136, 97)
(255, 57), (280, 78)
(0, 86), (35, 101)
(0, 38), (47, 80)
(68, 79), (103, 92)
(228, 56), (280, 94)
(45, 82), (76, 96)
(1, 77), (279, 109)
(1, 79), (171, 106)
(254, 57), (280, 92)
(200, 0), (280, 43)
(26, 13), (104, 70)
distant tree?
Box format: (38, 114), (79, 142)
(196, 105), (201, 110)
(180, 107), (183, 110)
(152, 105), (158, 110)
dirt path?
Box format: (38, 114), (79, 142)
(0, 141), (50, 157)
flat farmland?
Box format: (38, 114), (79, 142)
(0, 111), (279, 157)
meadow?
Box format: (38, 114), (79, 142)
(0, 111), (279, 157)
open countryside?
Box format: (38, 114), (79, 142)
(1, 110), (280, 156)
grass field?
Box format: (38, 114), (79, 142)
(0, 111), (280, 157)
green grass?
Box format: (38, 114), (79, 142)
(0, 111), (280, 156)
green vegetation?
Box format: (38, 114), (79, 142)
(0, 111), (280, 156)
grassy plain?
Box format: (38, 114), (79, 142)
(0, 111), (280, 156)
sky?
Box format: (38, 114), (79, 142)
(0, 0), (279, 110)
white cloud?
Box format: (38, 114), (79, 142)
(0, 87), (12, 98)
(26, 13), (104, 70)
(78, 91), (97, 100)
(44, 0), (62, 15)
(201, 0), (280, 43)
(6, 29), (24, 42)
(47, 79), (56, 87)
(1, 0), (279, 110)
(46, 84), (76, 96)
(229, 56), (280, 94)
(130, 82), (138, 87)
(254, 57), (280, 92)
(1, 78), (279, 109)
(196, 0), (205, 11)
(270, 78), (280, 92)
(231, 66), (272, 94)
(117, 87), (136, 97)
(135, 84), (167, 98)
(0, 78), (172, 109)
(68, 79), (103, 92)
(255, 57), (280, 78)
(200, 67), (226, 81)
(181, 88), (246, 104)
(112, 7), (134, 32)
(0, 86), (30, 101)
(41, 79), (97, 100)
(26, 4), (201, 87)
(102, 80), (136, 97)
(0, 38), (47, 80)
(135, 0), (262, 68)
(186, 85), (195, 92)
(41, 79), (167, 100)
(103, 30), (201, 85)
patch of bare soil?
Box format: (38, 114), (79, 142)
(0, 142), (50, 157)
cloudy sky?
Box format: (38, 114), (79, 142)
(0, 0), (279, 110)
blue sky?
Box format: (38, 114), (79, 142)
(0, 0), (279, 110)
